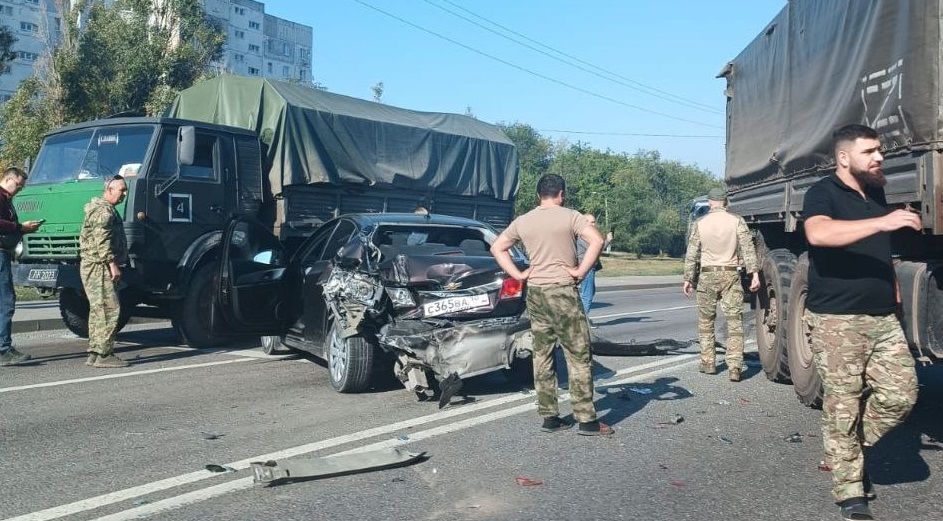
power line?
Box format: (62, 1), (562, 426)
(426, 0), (723, 116)
(539, 129), (723, 138)
(438, 0), (721, 114)
(351, 0), (723, 130)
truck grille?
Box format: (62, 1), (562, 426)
(25, 234), (80, 259)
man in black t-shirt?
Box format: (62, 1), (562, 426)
(802, 124), (920, 521)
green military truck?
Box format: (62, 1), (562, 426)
(719, 0), (943, 406)
(11, 75), (519, 346)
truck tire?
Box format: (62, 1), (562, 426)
(174, 263), (223, 348)
(786, 254), (824, 408)
(755, 248), (796, 383)
(58, 288), (131, 338)
(326, 321), (376, 393)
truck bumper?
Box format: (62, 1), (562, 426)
(13, 263), (82, 290)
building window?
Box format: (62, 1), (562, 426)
(248, 44), (260, 53)
(233, 54), (244, 62)
(234, 30), (244, 39)
(267, 62), (272, 74)
(249, 21), (260, 30)
(248, 67), (260, 76)
(282, 65), (289, 77)
(300, 69), (305, 81)
(282, 43), (289, 55)
(18, 51), (39, 62)
(234, 6), (245, 15)
(26, 0), (40, 5)
(1, 6), (13, 16)
(20, 22), (38, 32)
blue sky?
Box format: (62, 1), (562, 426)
(264, 1), (786, 178)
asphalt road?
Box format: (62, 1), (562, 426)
(1, 288), (941, 521)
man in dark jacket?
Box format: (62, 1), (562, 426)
(0, 167), (42, 367)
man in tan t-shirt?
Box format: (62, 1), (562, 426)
(682, 187), (760, 381)
(491, 174), (612, 436)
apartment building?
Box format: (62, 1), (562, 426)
(0, 0), (313, 104)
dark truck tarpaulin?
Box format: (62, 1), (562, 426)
(719, 0), (943, 189)
(166, 75), (519, 200)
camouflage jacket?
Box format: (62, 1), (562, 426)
(683, 207), (758, 283)
(79, 197), (128, 265)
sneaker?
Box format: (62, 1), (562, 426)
(577, 420), (615, 436)
(540, 416), (573, 433)
(85, 353), (99, 366)
(699, 362), (716, 375)
(838, 497), (873, 521)
(93, 354), (129, 368)
(729, 368), (742, 382)
(0, 348), (31, 367)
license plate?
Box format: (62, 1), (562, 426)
(27, 268), (57, 282)
(423, 293), (490, 317)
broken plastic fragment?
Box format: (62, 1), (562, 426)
(398, 435), (410, 441)
(251, 448), (427, 485)
(201, 432), (224, 440)
(515, 476), (543, 487)
(628, 387), (652, 395)
(818, 461), (831, 472)
(784, 433), (803, 443)
(715, 400), (731, 406)
(718, 436), (733, 444)
(669, 479), (686, 488)
(205, 464), (236, 473)
(656, 414), (685, 426)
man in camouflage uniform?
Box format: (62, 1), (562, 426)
(491, 174), (612, 436)
(79, 175), (129, 368)
(682, 187), (760, 381)
(803, 124), (919, 521)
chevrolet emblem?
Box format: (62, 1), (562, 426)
(443, 282), (462, 291)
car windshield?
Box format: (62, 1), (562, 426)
(29, 125), (156, 185)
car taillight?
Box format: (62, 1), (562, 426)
(499, 277), (524, 300)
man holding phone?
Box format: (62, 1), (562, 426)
(0, 167), (43, 367)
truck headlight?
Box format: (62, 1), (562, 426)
(14, 240), (24, 259)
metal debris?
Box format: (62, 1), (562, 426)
(251, 448), (427, 485)
(784, 432), (803, 443)
(717, 436), (734, 444)
(656, 414), (685, 426)
(205, 464), (236, 473)
(201, 432), (224, 440)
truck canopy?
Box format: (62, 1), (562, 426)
(166, 75), (519, 200)
(719, 0), (943, 189)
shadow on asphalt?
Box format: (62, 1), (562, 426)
(868, 363), (943, 488)
(594, 376), (693, 428)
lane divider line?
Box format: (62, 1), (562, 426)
(88, 358), (700, 521)
(2, 354), (696, 521)
(591, 304), (694, 320)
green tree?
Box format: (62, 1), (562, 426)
(500, 122), (552, 215)
(0, 25), (15, 75)
(0, 0), (223, 166)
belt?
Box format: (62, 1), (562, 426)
(701, 265), (739, 273)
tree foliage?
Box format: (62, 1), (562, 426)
(0, 0), (223, 166)
(501, 123), (720, 257)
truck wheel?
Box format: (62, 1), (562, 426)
(755, 248), (796, 383)
(59, 288), (132, 338)
(174, 263), (223, 348)
(326, 321), (375, 393)
(786, 254), (824, 408)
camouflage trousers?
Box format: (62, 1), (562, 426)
(526, 284), (596, 423)
(805, 311), (918, 502)
(80, 262), (120, 356)
(695, 270), (744, 369)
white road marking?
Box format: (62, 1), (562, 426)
(3, 354), (696, 521)
(591, 304), (694, 320)
(86, 358), (700, 521)
(0, 359), (252, 394)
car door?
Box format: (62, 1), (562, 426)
(213, 217), (294, 337)
(301, 219), (358, 351)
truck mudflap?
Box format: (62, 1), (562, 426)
(13, 263), (82, 290)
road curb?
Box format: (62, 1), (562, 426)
(12, 317), (168, 335)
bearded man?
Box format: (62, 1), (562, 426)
(801, 124), (921, 521)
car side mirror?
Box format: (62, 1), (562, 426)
(177, 126), (195, 166)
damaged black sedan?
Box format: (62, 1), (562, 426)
(211, 214), (533, 401)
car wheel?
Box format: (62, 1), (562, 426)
(260, 335), (284, 355)
(327, 321), (375, 393)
